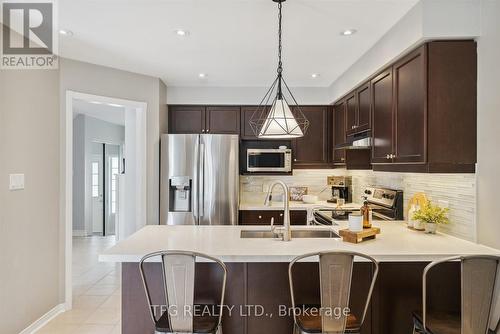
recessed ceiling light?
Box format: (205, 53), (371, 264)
(198, 73), (207, 78)
(108, 103), (124, 108)
(341, 29), (357, 36)
(311, 73), (320, 78)
(174, 29), (189, 37)
(59, 29), (73, 37)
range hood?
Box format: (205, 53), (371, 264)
(338, 131), (372, 149)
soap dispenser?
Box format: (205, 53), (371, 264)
(360, 196), (372, 229)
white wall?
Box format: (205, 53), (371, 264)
(0, 65), (61, 333)
(328, 0), (481, 102)
(72, 114), (124, 235)
(60, 58), (164, 229)
(166, 86), (331, 105)
(476, 0), (500, 250)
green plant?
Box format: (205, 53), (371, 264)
(413, 202), (450, 225)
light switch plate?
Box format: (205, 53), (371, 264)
(9, 174), (25, 190)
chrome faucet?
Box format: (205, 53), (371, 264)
(264, 180), (291, 241)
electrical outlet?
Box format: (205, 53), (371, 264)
(9, 174), (25, 190)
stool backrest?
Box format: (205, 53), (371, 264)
(422, 255), (500, 334)
(139, 251), (227, 333)
(289, 251), (379, 333)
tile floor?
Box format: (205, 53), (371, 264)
(37, 236), (121, 334)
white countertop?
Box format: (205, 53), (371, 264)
(239, 200), (362, 211)
(99, 222), (500, 263)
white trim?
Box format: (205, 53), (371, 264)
(64, 90), (148, 310)
(19, 303), (65, 334)
(72, 230), (88, 237)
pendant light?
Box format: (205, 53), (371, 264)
(249, 0), (309, 139)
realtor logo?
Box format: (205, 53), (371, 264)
(1, 0), (58, 69)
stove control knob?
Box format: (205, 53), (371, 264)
(364, 189), (372, 195)
(382, 194), (388, 199)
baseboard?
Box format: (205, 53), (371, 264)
(19, 303), (65, 334)
(72, 229), (87, 237)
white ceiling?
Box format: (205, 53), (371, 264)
(59, 0), (418, 87)
(73, 99), (125, 126)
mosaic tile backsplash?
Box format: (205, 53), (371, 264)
(240, 170), (476, 241)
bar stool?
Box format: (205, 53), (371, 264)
(288, 251), (379, 334)
(412, 255), (500, 334)
(139, 251), (227, 334)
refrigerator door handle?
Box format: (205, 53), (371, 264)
(192, 138), (199, 223)
(199, 142), (205, 218)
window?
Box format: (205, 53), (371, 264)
(91, 162), (99, 198)
(110, 157), (119, 214)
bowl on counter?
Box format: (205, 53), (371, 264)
(302, 195), (318, 204)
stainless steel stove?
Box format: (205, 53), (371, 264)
(312, 186), (404, 225)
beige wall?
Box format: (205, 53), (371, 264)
(477, 0), (500, 250)
(59, 58), (165, 227)
(0, 68), (61, 333)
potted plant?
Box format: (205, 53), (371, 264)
(412, 202), (450, 234)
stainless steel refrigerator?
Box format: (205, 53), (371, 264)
(160, 134), (239, 225)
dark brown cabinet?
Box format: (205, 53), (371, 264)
(239, 210), (307, 225)
(291, 106), (331, 168)
(206, 106), (240, 134)
(356, 82), (371, 133)
(345, 93), (357, 135)
(240, 106), (258, 139)
(168, 105), (205, 134)
(333, 102), (347, 147)
(393, 46), (426, 163)
(169, 105), (240, 134)
(370, 41), (476, 172)
(371, 68), (394, 164)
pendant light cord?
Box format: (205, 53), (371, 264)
(277, 1), (283, 75)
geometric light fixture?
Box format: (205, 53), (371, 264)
(250, 0), (309, 139)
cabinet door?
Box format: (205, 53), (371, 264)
(356, 82), (371, 132)
(333, 102), (346, 147)
(345, 93), (357, 135)
(169, 106), (205, 134)
(206, 106), (240, 134)
(393, 45), (427, 163)
(333, 148), (346, 164)
(371, 68), (394, 163)
(292, 106), (330, 167)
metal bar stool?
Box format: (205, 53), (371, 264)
(139, 251), (227, 334)
(412, 255), (500, 334)
(288, 251), (379, 334)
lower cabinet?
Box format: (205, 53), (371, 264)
(239, 210), (308, 225)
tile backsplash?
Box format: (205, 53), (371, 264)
(240, 170), (476, 241)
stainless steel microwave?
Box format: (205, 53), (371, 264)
(246, 148), (292, 172)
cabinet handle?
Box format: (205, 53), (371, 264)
(279, 213), (283, 217)
(294, 158), (297, 162)
(386, 154), (390, 159)
(206, 128), (209, 132)
(258, 215), (262, 219)
(201, 129), (205, 133)
(341, 158), (345, 161)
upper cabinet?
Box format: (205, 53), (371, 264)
(168, 105), (205, 134)
(333, 40), (477, 173)
(370, 41), (476, 172)
(291, 106), (331, 168)
(169, 105), (240, 134)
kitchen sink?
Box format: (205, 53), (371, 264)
(240, 229), (340, 239)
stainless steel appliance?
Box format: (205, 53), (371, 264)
(246, 148), (292, 172)
(312, 186), (403, 225)
(160, 134), (239, 225)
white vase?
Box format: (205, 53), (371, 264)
(425, 223), (437, 234)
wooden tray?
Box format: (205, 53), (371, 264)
(339, 227), (381, 243)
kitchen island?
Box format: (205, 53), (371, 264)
(100, 223), (499, 334)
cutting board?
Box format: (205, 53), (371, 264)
(339, 227), (381, 243)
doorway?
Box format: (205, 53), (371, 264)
(65, 91), (147, 310)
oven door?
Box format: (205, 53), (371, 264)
(247, 149), (290, 172)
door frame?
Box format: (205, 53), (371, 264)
(64, 90), (147, 310)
